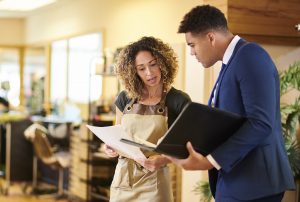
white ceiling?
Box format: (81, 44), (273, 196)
(0, 0), (65, 18)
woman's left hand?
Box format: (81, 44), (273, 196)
(143, 155), (171, 172)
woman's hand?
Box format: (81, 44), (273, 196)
(103, 144), (119, 158)
(143, 155), (171, 172)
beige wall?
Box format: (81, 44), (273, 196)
(262, 44), (300, 105)
(25, 0), (201, 101)
(25, 0), (200, 47)
(0, 18), (24, 45)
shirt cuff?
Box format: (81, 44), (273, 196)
(206, 154), (221, 170)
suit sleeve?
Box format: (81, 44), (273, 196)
(211, 44), (278, 173)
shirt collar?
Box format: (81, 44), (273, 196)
(222, 35), (240, 65)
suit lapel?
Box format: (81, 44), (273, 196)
(213, 39), (247, 107)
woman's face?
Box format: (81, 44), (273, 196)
(135, 51), (162, 88)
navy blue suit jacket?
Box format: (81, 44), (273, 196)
(208, 39), (295, 200)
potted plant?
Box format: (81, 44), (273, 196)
(279, 61), (300, 177)
(193, 180), (212, 202)
(195, 61), (300, 201)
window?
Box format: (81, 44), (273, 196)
(0, 48), (20, 107)
(24, 47), (46, 114)
(50, 40), (68, 103)
(68, 33), (102, 103)
(50, 32), (103, 119)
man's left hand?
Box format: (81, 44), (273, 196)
(165, 142), (214, 170)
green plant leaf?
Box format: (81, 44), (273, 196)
(193, 181), (212, 202)
(280, 61), (300, 96)
(280, 61), (300, 177)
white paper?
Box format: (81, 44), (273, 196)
(86, 124), (146, 161)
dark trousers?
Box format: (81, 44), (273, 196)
(216, 192), (284, 202)
(250, 192), (284, 202)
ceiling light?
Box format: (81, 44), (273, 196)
(0, 0), (56, 11)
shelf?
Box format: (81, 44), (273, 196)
(91, 192), (109, 201)
(81, 158), (116, 166)
(97, 73), (116, 77)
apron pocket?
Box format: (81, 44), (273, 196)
(133, 165), (158, 189)
(111, 158), (132, 189)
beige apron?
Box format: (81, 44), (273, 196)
(110, 97), (173, 202)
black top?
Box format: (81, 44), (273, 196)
(115, 87), (191, 127)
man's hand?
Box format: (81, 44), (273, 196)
(165, 142), (214, 170)
(143, 155), (171, 172)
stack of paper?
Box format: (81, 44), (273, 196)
(86, 124), (147, 162)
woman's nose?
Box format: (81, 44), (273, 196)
(145, 66), (152, 75)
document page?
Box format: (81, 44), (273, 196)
(86, 124), (147, 162)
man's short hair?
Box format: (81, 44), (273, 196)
(178, 5), (228, 34)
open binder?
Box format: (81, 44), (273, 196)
(121, 102), (246, 159)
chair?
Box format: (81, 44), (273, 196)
(30, 126), (71, 197)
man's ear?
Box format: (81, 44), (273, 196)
(206, 32), (216, 46)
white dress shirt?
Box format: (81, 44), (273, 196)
(206, 35), (241, 170)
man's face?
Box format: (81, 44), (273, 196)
(185, 32), (216, 68)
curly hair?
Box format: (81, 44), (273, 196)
(115, 36), (178, 100)
(178, 5), (228, 34)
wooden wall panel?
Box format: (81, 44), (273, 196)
(228, 0), (300, 38)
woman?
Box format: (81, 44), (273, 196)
(105, 36), (191, 202)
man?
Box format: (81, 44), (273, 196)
(168, 5), (295, 202)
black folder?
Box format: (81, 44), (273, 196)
(121, 102), (246, 159)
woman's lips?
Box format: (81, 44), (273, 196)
(147, 77), (157, 84)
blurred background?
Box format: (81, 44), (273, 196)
(0, 0), (299, 201)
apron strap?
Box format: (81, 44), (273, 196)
(125, 89), (168, 113)
(125, 98), (136, 112)
(157, 90), (167, 114)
